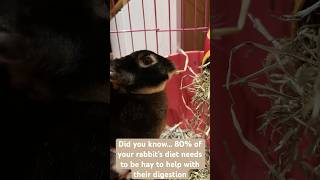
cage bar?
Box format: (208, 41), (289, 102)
(193, 0), (197, 50)
(127, 2), (135, 51)
(181, 0), (184, 49)
(154, 0), (159, 54)
(141, 0), (148, 49)
(168, 0), (172, 54)
(112, 0), (122, 57)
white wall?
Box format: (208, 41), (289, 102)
(110, 0), (181, 58)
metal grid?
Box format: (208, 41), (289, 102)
(110, 0), (210, 57)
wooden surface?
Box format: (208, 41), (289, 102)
(181, 0), (211, 51)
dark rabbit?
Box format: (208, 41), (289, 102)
(110, 50), (176, 147)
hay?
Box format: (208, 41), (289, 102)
(160, 123), (210, 180)
(160, 50), (211, 180)
(191, 67), (210, 108)
(188, 66), (210, 139)
(180, 59), (211, 140)
(226, 2), (320, 179)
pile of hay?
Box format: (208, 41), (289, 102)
(191, 67), (210, 108)
(190, 66), (210, 140)
(181, 63), (210, 140)
(162, 50), (211, 180)
(226, 2), (320, 179)
(161, 123), (210, 180)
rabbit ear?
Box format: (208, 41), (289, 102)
(0, 31), (27, 64)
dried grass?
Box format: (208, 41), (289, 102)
(180, 60), (211, 140)
(226, 2), (320, 179)
(161, 123), (210, 180)
(160, 53), (211, 179)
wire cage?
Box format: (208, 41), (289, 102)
(110, 0), (211, 141)
(110, 0), (210, 57)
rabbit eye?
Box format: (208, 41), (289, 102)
(143, 56), (153, 65)
(139, 55), (157, 68)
